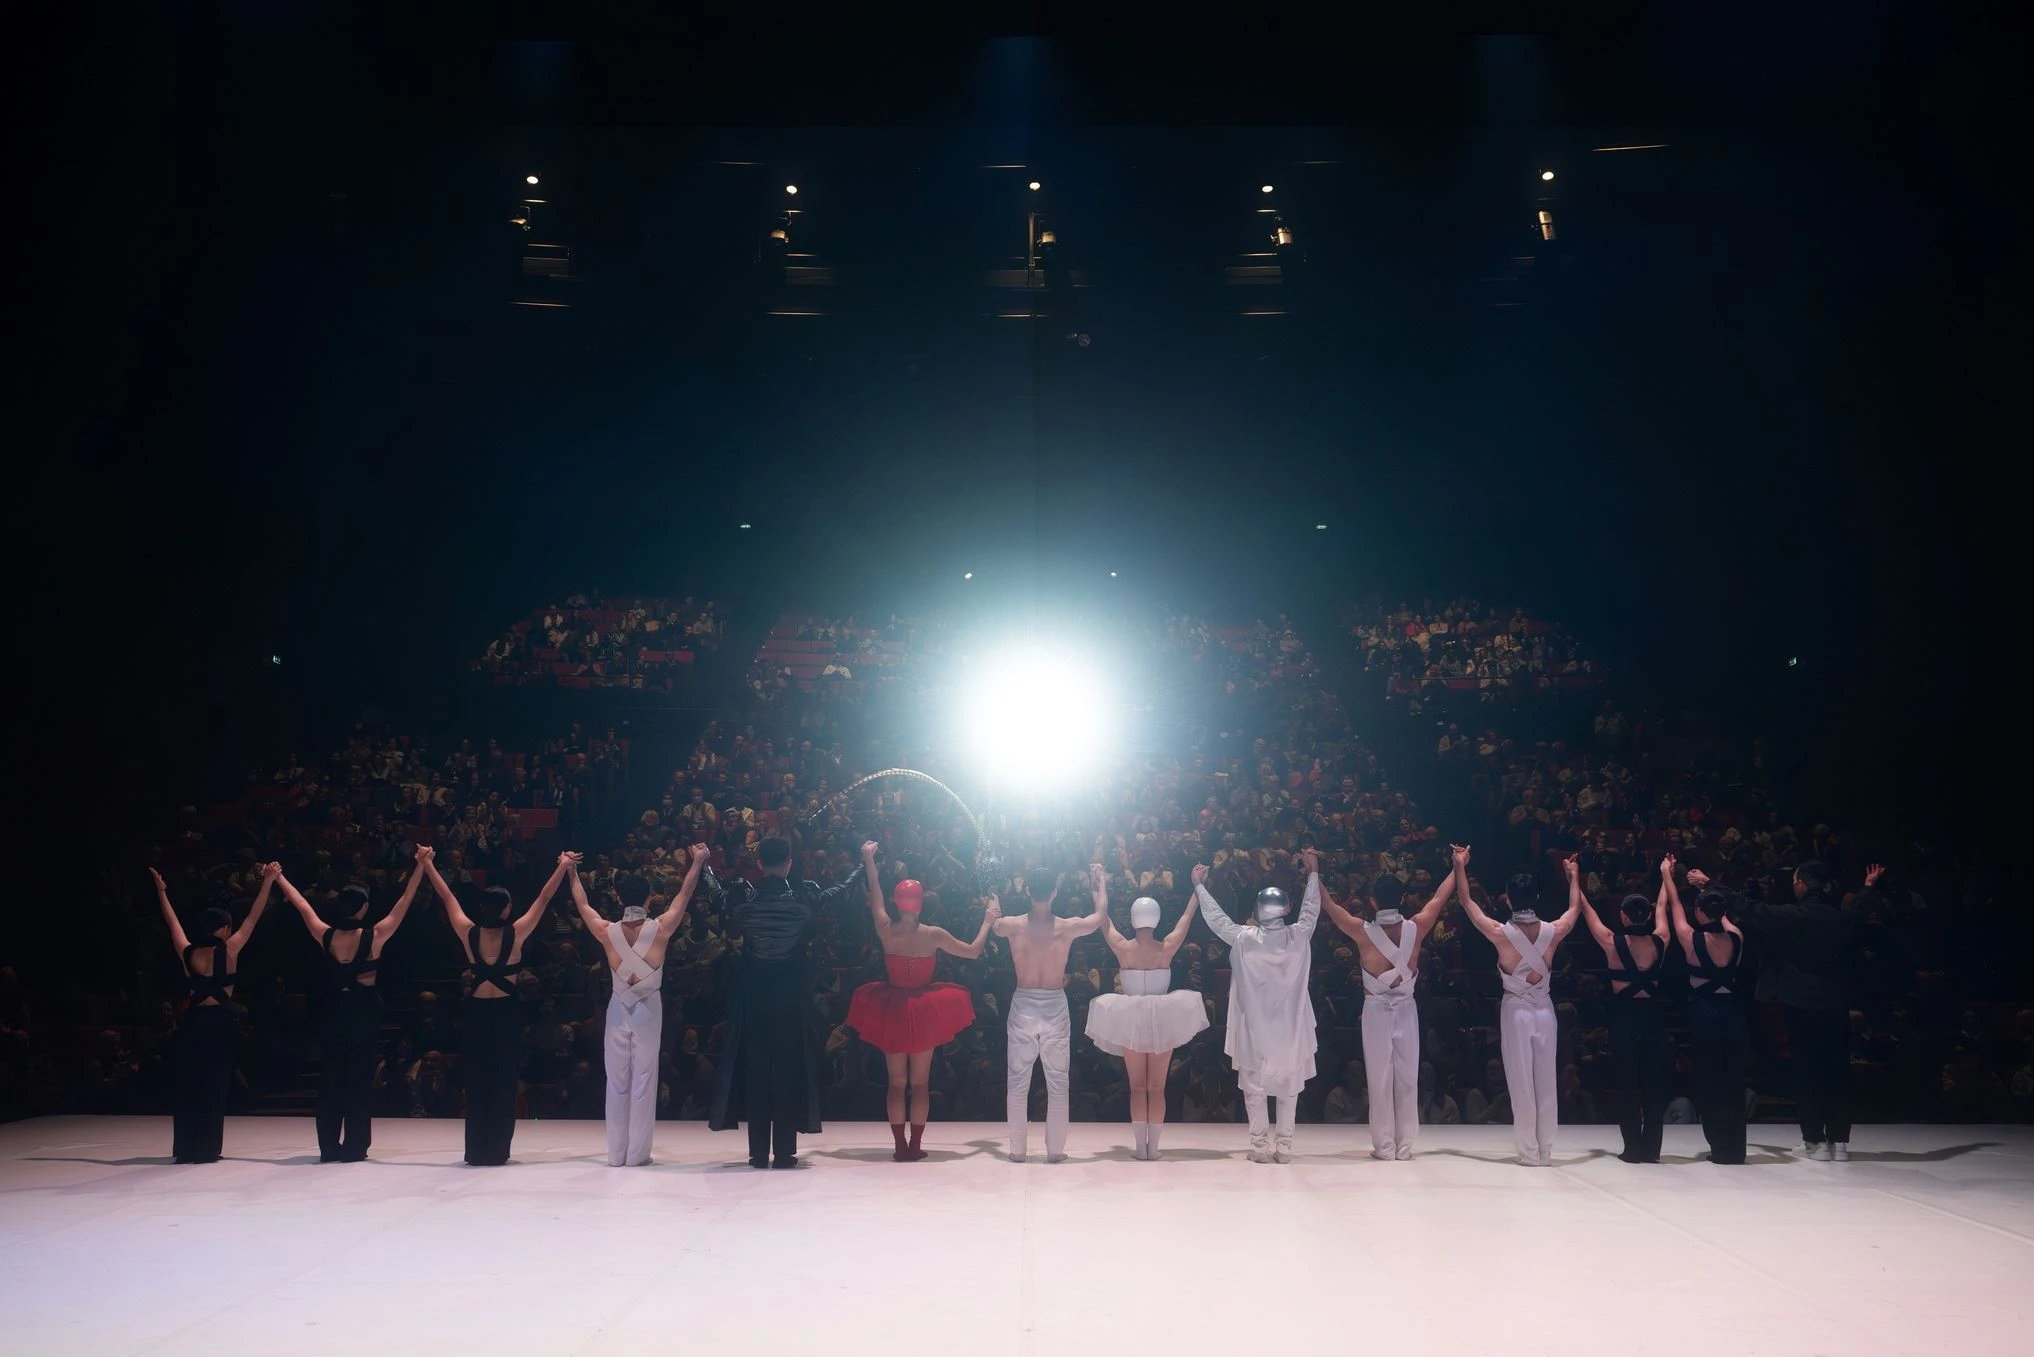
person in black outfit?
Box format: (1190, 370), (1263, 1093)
(1670, 865), (1748, 1164)
(423, 850), (577, 1166)
(276, 847), (430, 1161)
(706, 835), (871, 1168)
(1570, 857), (1672, 1164)
(150, 863), (277, 1163)
(1738, 859), (1885, 1162)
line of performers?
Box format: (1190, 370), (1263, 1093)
(148, 835), (1872, 1171)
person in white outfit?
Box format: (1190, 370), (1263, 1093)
(1086, 867), (1207, 1160)
(568, 844), (707, 1166)
(1455, 857), (1583, 1165)
(992, 865), (1108, 1162)
(1192, 848), (1323, 1164)
(1319, 843), (1468, 1160)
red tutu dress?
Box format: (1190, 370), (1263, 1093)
(847, 953), (977, 1054)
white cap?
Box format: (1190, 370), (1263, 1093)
(620, 905), (648, 924)
(1130, 896), (1161, 930)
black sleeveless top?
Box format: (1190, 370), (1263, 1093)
(1609, 929), (1665, 1000)
(324, 926), (379, 989)
(1687, 922), (1741, 994)
(183, 938), (235, 1006)
(469, 927), (518, 996)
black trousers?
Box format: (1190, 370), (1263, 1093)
(462, 998), (524, 1166)
(743, 1008), (804, 1164)
(1785, 1006), (1852, 1145)
(173, 1004), (234, 1163)
(317, 988), (383, 1162)
(1609, 1000), (1672, 1163)
(1686, 991), (1749, 1164)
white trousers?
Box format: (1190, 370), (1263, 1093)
(1499, 995), (1559, 1165)
(1239, 1069), (1297, 1150)
(1362, 992), (1420, 1157)
(1006, 989), (1070, 1160)
(604, 993), (662, 1166)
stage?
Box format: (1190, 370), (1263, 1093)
(2, 1118), (2027, 1355)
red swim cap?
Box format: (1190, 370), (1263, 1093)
(894, 879), (924, 913)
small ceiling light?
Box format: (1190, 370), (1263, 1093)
(1261, 184), (1275, 194)
(1028, 181), (1040, 191)
(739, 522), (751, 530)
(785, 184), (798, 195)
(1315, 523), (1328, 531)
(1540, 170), (1555, 181)
(963, 572), (974, 580)
(1109, 571), (1118, 578)
(526, 175), (539, 186)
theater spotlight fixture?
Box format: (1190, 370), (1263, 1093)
(961, 646), (1118, 794)
(1028, 181), (1041, 191)
(526, 175), (539, 185)
(1261, 184), (1275, 193)
(1541, 170), (1555, 181)
(785, 184), (798, 195)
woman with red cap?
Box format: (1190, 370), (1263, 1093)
(847, 840), (1001, 1160)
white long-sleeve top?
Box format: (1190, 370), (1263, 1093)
(1196, 872), (1321, 1097)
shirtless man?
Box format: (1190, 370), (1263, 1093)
(1571, 855), (1671, 1163)
(1319, 844), (1467, 1160)
(991, 864), (1108, 1162)
(567, 844), (708, 1166)
(1455, 857), (1583, 1165)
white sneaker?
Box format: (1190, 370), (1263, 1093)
(1045, 1153), (1067, 1165)
(1370, 1148), (1395, 1161)
(1809, 1143), (1833, 1162)
(1395, 1147), (1414, 1161)
(1247, 1141), (1272, 1164)
(1832, 1142), (1850, 1162)
(1273, 1143), (1294, 1165)
(1793, 1141), (1825, 1160)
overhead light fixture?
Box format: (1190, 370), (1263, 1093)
(1540, 170), (1555, 181)
(739, 522), (752, 530)
(1109, 571), (1118, 578)
(1261, 184), (1275, 194)
(785, 184), (798, 195)
(1028, 181), (1040, 191)
(1315, 523), (1327, 530)
(963, 571), (974, 580)
(525, 175), (539, 186)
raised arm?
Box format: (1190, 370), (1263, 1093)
(566, 855), (605, 935)
(150, 868), (190, 956)
(1844, 863), (1887, 918)
(1651, 860), (1671, 943)
(1411, 845), (1467, 935)
(1550, 854), (1586, 944)
(1454, 859), (1505, 943)
(424, 855), (473, 935)
(937, 895), (1002, 959)
(1317, 877), (1364, 941)
(661, 843), (709, 927)
(276, 866), (325, 936)
(374, 848), (431, 947)
(1192, 863), (1243, 946)
(513, 852), (580, 944)
(1569, 855), (1614, 949)
(1061, 862), (1111, 939)
(1293, 848), (1323, 941)
(811, 841), (876, 912)
(1663, 855), (1694, 947)
(229, 862), (281, 951)
(859, 840), (891, 945)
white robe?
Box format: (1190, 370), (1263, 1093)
(1195, 873), (1321, 1098)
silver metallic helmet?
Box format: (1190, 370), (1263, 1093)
(1254, 886), (1289, 924)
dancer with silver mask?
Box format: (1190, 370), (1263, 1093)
(1193, 848), (1323, 1164)
(1319, 843), (1467, 1161)
(1087, 872), (1207, 1160)
(1455, 857), (1583, 1166)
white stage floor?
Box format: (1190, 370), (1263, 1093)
(2, 1118), (2028, 1355)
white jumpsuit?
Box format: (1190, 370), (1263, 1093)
(1497, 920), (1559, 1166)
(1360, 918), (1421, 1160)
(604, 919), (663, 1167)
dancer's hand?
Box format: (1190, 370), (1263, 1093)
(1452, 843), (1470, 869)
(415, 845), (434, 865)
(1561, 855), (1579, 882)
(1660, 854), (1675, 879)
(1090, 862), (1106, 889)
(1191, 863), (1209, 887)
(1865, 863), (1885, 888)
(557, 851), (583, 871)
(861, 840), (879, 863)
(260, 861), (283, 882)
(148, 867), (168, 894)
(691, 842), (711, 865)
(1686, 868), (1711, 889)
(1300, 847), (1320, 875)
(983, 897), (1002, 923)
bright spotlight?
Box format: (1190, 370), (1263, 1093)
(1109, 571), (1118, 577)
(963, 571), (973, 580)
(962, 648), (1116, 794)
(1028, 181), (1041, 191)
(525, 175), (539, 186)
(1261, 184), (1275, 193)
(785, 184), (798, 195)
(1540, 169), (1555, 181)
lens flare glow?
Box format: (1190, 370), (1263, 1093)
(962, 649), (1115, 794)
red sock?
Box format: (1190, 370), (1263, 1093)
(909, 1123), (925, 1154)
(890, 1123), (909, 1157)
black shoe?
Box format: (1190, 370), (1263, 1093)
(771, 1155), (800, 1169)
(748, 1156), (769, 1169)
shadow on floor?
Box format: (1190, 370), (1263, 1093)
(1749, 1141), (2001, 1164)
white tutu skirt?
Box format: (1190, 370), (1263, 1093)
(1085, 990), (1210, 1057)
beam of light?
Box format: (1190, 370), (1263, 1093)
(1591, 143), (1668, 152)
(959, 646), (1117, 795)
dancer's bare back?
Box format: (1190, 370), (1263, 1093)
(993, 864), (1106, 988)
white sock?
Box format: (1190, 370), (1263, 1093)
(1131, 1122), (1148, 1159)
(1146, 1123), (1163, 1159)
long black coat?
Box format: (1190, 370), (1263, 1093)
(707, 867), (865, 1133)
